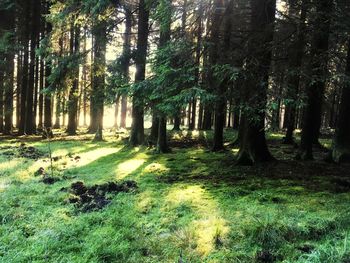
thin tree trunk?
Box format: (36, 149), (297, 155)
(19, 0), (30, 135)
(120, 7), (132, 129)
(67, 24), (80, 135)
(130, 0), (149, 146)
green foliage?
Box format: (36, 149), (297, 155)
(142, 40), (198, 115)
(106, 55), (131, 104)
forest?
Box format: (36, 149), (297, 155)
(0, 0), (350, 262)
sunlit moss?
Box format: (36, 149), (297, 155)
(166, 185), (229, 255)
(144, 162), (169, 174)
(116, 158), (146, 179)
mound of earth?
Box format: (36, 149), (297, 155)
(68, 180), (138, 212)
(0, 143), (45, 160)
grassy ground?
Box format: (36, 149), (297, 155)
(0, 130), (350, 262)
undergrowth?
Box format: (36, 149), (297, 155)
(0, 130), (349, 262)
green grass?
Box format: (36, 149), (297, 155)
(0, 131), (350, 262)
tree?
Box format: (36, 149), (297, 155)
(18, 0), (31, 135)
(0, 1), (15, 135)
(329, 38), (350, 163)
(297, 0), (333, 160)
(283, 0), (308, 144)
(130, 0), (150, 146)
(156, 0), (172, 153)
(66, 23), (80, 135)
(236, 0), (276, 165)
(211, 0), (234, 152)
(120, 6), (132, 129)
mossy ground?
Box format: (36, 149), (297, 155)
(0, 130), (350, 262)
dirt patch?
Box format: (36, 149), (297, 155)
(68, 180), (138, 212)
(41, 176), (60, 185)
(0, 144), (46, 160)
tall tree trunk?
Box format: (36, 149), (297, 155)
(19, 0), (30, 135)
(283, 0), (308, 144)
(4, 55), (15, 135)
(67, 24), (80, 135)
(130, 0), (149, 146)
(236, 0), (276, 165)
(38, 59), (44, 131)
(329, 38), (350, 163)
(212, 0), (233, 151)
(25, 0), (40, 134)
(16, 51), (22, 129)
(297, 0), (332, 160)
(120, 7), (132, 129)
(156, 0), (172, 153)
(91, 21), (107, 141)
(0, 72), (4, 133)
(2, 5), (15, 135)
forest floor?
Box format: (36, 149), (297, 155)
(0, 129), (350, 263)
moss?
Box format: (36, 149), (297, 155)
(0, 131), (349, 262)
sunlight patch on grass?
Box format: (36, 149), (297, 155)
(71, 147), (121, 168)
(0, 159), (21, 171)
(0, 180), (9, 192)
(166, 185), (229, 255)
(116, 158), (146, 179)
(144, 162), (169, 174)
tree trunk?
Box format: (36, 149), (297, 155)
(16, 51), (22, 129)
(18, 0), (30, 135)
(67, 24), (80, 135)
(2, 5), (15, 135)
(149, 113), (159, 142)
(202, 106), (212, 130)
(25, 0), (40, 134)
(4, 55), (15, 135)
(114, 95), (120, 129)
(236, 0), (276, 165)
(157, 116), (169, 153)
(211, 0), (233, 151)
(130, 0), (149, 146)
(173, 114), (181, 131)
(53, 92), (61, 129)
(328, 38), (350, 163)
(120, 7), (132, 129)
(198, 101), (203, 129)
(38, 59), (44, 131)
(0, 72), (4, 133)
(297, 0), (332, 160)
